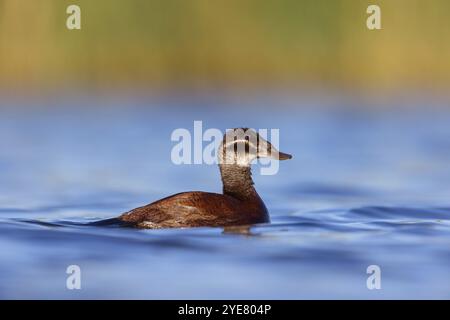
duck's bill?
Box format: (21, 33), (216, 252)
(273, 151), (292, 160)
(278, 151), (292, 160)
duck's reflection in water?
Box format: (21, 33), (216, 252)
(222, 225), (256, 236)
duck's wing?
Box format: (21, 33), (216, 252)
(119, 192), (244, 228)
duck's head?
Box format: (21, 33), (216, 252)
(218, 128), (292, 166)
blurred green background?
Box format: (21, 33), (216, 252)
(1, 0), (449, 93)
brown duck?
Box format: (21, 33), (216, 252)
(119, 128), (292, 229)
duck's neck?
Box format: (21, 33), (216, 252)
(219, 164), (257, 200)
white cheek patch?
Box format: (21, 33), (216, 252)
(220, 142), (257, 166)
(236, 156), (250, 166)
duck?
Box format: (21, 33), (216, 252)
(118, 128), (292, 229)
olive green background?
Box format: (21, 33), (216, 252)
(1, 0), (449, 92)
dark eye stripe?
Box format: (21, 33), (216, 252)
(227, 131), (259, 156)
(256, 134), (259, 153)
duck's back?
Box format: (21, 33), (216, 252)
(119, 191), (268, 228)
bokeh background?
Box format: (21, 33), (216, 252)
(1, 1), (450, 299)
(1, 0), (450, 96)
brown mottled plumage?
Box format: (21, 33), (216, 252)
(119, 128), (292, 229)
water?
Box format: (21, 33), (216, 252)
(1, 95), (450, 299)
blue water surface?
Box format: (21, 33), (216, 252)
(0, 94), (449, 299)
